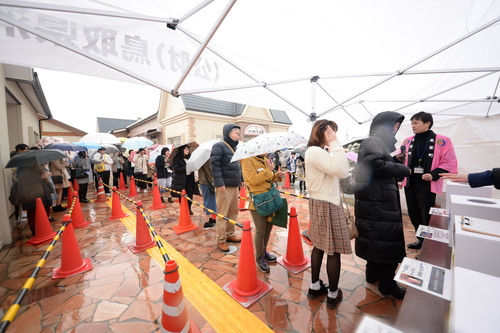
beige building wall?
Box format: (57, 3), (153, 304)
(158, 92), (290, 146)
(5, 80), (41, 148)
(40, 121), (86, 144)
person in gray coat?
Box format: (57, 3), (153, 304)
(73, 151), (98, 203)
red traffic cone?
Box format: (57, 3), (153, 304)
(283, 172), (291, 189)
(128, 201), (156, 253)
(73, 179), (80, 194)
(52, 214), (93, 279)
(118, 172), (127, 191)
(173, 190), (198, 234)
(149, 180), (167, 210)
(71, 192), (90, 228)
(129, 176), (138, 198)
(223, 220), (272, 308)
(109, 187), (129, 220)
(26, 198), (57, 245)
(277, 206), (311, 273)
(238, 186), (248, 211)
(154, 172), (158, 184)
(95, 178), (107, 202)
(67, 186), (74, 208)
(161, 260), (200, 333)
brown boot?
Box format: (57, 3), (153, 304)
(218, 242), (229, 253)
(226, 235), (241, 243)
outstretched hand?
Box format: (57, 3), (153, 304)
(439, 173), (468, 183)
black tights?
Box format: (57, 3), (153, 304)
(299, 181), (306, 191)
(311, 247), (341, 292)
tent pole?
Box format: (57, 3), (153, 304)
(316, 81), (363, 124)
(0, 0), (176, 24)
(171, 0), (237, 96)
(317, 15), (500, 118)
(486, 76), (500, 117)
(393, 71), (498, 112)
(310, 76), (318, 123)
(177, 26), (310, 116)
(178, 0), (216, 23)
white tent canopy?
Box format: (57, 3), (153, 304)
(1, 0), (499, 128)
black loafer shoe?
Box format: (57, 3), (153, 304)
(407, 240), (423, 250)
(307, 279), (329, 299)
(326, 289), (343, 309)
(379, 285), (406, 299)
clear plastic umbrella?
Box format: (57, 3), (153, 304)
(79, 133), (120, 145)
(186, 139), (219, 173)
(122, 137), (154, 149)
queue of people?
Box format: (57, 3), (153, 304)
(7, 111), (487, 312)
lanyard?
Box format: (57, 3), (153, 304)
(416, 133), (431, 166)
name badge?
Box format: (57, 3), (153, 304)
(414, 167), (424, 174)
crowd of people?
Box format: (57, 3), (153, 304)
(9, 111), (496, 311)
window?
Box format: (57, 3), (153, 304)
(168, 136), (181, 146)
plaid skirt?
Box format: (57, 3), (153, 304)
(308, 198), (352, 255)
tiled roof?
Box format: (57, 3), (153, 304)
(269, 109), (292, 125)
(97, 117), (136, 133)
(182, 95), (245, 116)
(181, 95), (292, 124)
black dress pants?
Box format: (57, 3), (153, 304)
(404, 183), (436, 232)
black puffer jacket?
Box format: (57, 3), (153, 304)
(210, 124), (242, 188)
(171, 153), (188, 197)
(354, 111), (411, 264)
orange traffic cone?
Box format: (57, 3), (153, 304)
(109, 187), (129, 220)
(95, 178), (107, 202)
(128, 201), (156, 253)
(73, 179), (80, 194)
(149, 180), (167, 210)
(223, 220), (272, 308)
(26, 198), (57, 245)
(161, 260), (200, 333)
(67, 186), (74, 208)
(173, 190), (198, 234)
(52, 214), (93, 279)
(129, 176), (138, 198)
(283, 172), (291, 189)
(238, 186), (248, 211)
(277, 206), (311, 273)
(118, 172), (127, 191)
(71, 192), (90, 228)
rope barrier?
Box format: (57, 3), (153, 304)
(133, 179), (244, 229)
(0, 196), (78, 333)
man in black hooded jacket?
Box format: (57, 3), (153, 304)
(210, 124), (245, 252)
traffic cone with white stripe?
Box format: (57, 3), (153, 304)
(277, 206), (311, 273)
(161, 260), (200, 333)
(95, 178), (107, 202)
(223, 220), (272, 308)
(128, 201), (155, 253)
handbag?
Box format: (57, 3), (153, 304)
(340, 186), (358, 239)
(94, 163), (106, 173)
(71, 167), (89, 179)
(269, 198), (288, 228)
(9, 181), (19, 205)
(251, 184), (284, 217)
(51, 175), (63, 184)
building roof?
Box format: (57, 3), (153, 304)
(97, 117), (136, 133)
(181, 94), (292, 124)
(269, 109), (292, 125)
(182, 95), (245, 116)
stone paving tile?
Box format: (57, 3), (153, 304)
(0, 183), (422, 332)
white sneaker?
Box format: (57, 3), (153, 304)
(143, 189), (147, 193)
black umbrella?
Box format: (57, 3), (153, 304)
(293, 146), (308, 157)
(44, 143), (87, 152)
(5, 149), (67, 168)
